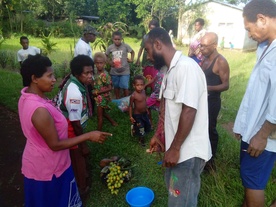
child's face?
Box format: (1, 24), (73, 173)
(95, 57), (106, 72)
(20, 39), (29, 50)
(112, 35), (122, 47)
(133, 79), (145, 93)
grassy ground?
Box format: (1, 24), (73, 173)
(0, 37), (276, 206)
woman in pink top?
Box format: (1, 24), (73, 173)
(18, 54), (112, 207)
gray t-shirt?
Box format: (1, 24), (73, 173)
(105, 43), (133, 75)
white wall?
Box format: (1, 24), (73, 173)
(179, 1), (257, 51)
(205, 2), (245, 49)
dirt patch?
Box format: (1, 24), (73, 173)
(0, 105), (25, 207)
(222, 122), (234, 134)
(222, 122), (235, 138)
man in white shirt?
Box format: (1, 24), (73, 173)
(74, 25), (99, 117)
(17, 36), (40, 65)
(74, 25), (99, 59)
(146, 28), (212, 207)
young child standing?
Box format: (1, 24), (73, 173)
(129, 75), (151, 146)
(106, 31), (135, 99)
(93, 52), (118, 130)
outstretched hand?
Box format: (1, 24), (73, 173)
(88, 131), (112, 144)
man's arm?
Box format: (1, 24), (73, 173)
(208, 56), (230, 92)
(163, 104), (197, 167)
(135, 47), (143, 65)
(128, 50), (135, 63)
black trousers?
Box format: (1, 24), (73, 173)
(208, 97), (221, 158)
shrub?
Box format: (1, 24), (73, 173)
(128, 25), (145, 39)
(93, 22), (128, 52)
(53, 60), (70, 79)
(0, 35), (5, 49)
(0, 50), (10, 69)
(129, 63), (143, 92)
(9, 53), (20, 71)
(41, 32), (57, 56)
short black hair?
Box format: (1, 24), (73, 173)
(20, 36), (28, 42)
(112, 31), (122, 38)
(243, 0), (276, 22)
(133, 75), (145, 84)
(194, 18), (205, 26)
(148, 19), (160, 28)
(146, 27), (172, 46)
(70, 55), (94, 76)
(20, 54), (52, 86)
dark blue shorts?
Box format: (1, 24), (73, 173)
(24, 165), (83, 207)
(132, 113), (151, 137)
(240, 141), (276, 190)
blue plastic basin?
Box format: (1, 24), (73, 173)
(126, 186), (154, 207)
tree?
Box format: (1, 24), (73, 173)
(125, 0), (178, 28)
(64, 0), (97, 17)
(97, 0), (132, 23)
(223, 0), (249, 6)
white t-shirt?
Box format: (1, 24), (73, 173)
(63, 82), (88, 125)
(160, 51), (212, 163)
(17, 46), (40, 62)
(74, 38), (93, 59)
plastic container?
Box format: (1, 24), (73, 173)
(126, 186), (154, 207)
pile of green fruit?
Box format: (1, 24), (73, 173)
(100, 156), (132, 195)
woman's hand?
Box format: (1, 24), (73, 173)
(87, 131), (112, 144)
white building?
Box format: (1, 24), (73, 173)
(178, 0), (257, 51)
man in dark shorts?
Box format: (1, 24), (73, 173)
(233, 0), (276, 206)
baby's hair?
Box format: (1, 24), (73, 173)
(133, 75), (145, 84)
(94, 52), (106, 62)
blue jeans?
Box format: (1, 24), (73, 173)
(165, 157), (205, 207)
(111, 75), (130, 89)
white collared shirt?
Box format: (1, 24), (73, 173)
(233, 40), (276, 152)
(160, 51), (212, 163)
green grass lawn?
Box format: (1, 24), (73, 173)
(0, 37), (276, 206)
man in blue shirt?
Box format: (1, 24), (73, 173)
(233, 0), (276, 206)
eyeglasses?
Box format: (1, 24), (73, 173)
(199, 42), (216, 48)
(88, 33), (95, 35)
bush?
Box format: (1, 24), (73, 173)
(93, 22), (129, 52)
(128, 25), (145, 39)
(41, 33), (57, 56)
(0, 50), (20, 71)
(129, 63), (143, 92)
(53, 60), (70, 79)
(0, 50), (10, 69)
